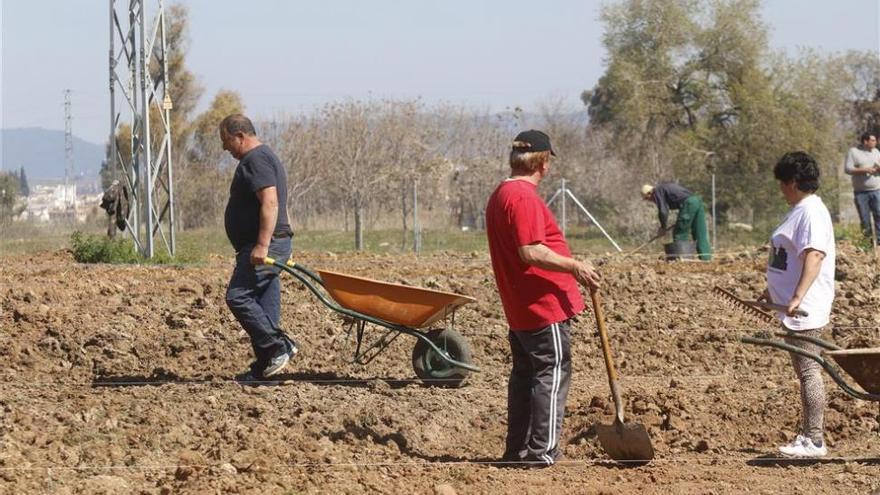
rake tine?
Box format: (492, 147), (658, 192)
(712, 286), (776, 325)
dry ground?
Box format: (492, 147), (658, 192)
(1, 246), (879, 494)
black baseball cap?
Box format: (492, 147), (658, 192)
(512, 129), (556, 157)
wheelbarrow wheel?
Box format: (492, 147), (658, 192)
(411, 328), (472, 388)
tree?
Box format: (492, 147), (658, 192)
(584, 0), (858, 227)
(584, 0), (698, 178)
(151, 3), (203, 163)
(319, 101), (394, 250)
(276, 114), (331, 231)
(178, 90), (245, 229)
(143, 3), (205, 230)
(18, 167), (29, 197)
(0, 172), (22, 222)
(188, 90), (244, 166)
(438, 105), (513, 230)
(835, 51), (880, 137)
(372, 100), (444, 248)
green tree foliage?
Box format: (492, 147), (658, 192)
(0, 172), (22, 222)
(189, 90), (245, 165)
(178, 90), (245, 230)
(154, 3), (203, 162)
(584, 0), (876, 226)
(834, 51), (880, 136)
(18, 167), (29, 197)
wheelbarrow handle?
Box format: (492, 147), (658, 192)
(741, 336), (880, 402)
(771, 331), (842, 351)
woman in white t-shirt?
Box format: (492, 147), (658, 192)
(762, 151), (836, 458)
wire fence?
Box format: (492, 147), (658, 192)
(0, 371), (866, 391)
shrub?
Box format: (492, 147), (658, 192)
(70, 231), (142, 264)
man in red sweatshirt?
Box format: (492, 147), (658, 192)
(486, 130), (601, 467)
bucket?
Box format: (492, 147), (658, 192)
(663, 241), (697, 261)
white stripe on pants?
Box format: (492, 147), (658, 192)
(504, 320), (572, 464)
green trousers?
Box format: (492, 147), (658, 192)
(673, 195), (712, 261)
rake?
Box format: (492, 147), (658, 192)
(712, 286), (776, 324)
(711, 286), (808, 324)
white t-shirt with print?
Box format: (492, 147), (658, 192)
(766, 194), (836, 331)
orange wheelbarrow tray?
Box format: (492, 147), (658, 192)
(265, 257), (480, 387)
(742, 332), (880, 401)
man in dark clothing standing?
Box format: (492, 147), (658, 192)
(641, 182), (712, 261)
(220, 114), (297, 381)
(486, 130), (601, 467)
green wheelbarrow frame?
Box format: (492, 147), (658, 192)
(265, 257), (480, 387)
(742, 331), (880, 402)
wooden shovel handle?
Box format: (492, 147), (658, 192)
(590, 290), (625, 424)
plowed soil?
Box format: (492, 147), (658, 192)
(2, 245), (879, 494)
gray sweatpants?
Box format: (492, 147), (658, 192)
(504, 320), (572, 465)
(784, 327), (826, 445)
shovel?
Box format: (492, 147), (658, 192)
(623, 227), (672, 259)
(590, 289), (655, 463)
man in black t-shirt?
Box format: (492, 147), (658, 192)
(220, 114), (297, 382)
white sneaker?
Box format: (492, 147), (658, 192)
(778, 434), (807, 456)
(779, 436), (827, 458)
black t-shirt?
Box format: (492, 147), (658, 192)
(653, 182), (692, 228)
(224, 144), (292, 251)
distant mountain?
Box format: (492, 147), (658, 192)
(0, 128), (104, 181)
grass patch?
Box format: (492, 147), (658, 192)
(1, 222), (99, 256)
(4, 222), (818, 261)
(835, 223), (877, 252)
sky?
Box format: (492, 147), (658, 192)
(1, 0), (879, 146)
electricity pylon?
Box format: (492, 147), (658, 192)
(108, 0), (175, 257)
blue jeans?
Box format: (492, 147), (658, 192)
(854, 190), (880, 241)
(226, 236), (293, 371)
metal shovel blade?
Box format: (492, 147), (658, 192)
(590, 290), (655, 464)
(596, 419), (655, 463)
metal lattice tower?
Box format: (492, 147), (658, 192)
(109, 0), (175, 258)
(63, 89), (76, 210)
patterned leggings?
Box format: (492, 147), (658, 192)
(784, 328), (826, 444)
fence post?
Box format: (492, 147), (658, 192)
(413, 177), (421, 254)
(712, 173), (716, 250)
(561, 178), (567, 236)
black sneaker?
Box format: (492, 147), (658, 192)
(234, 369), (265, 384)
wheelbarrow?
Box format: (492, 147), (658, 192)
(741, 331), (880, 402)
(264, 257), (480, 387)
